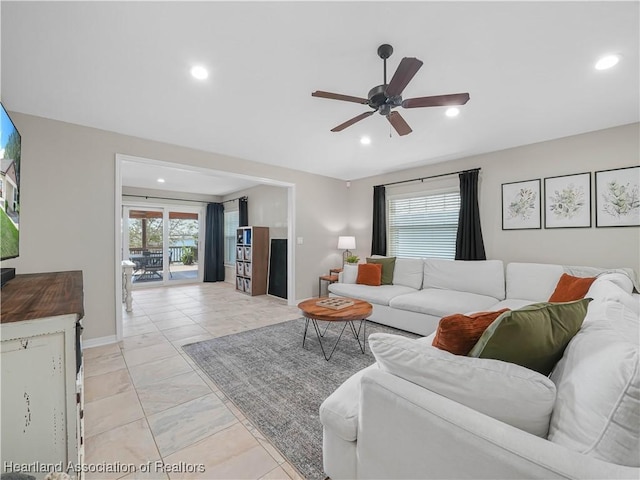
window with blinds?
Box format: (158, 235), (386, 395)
(224, 210), (239, 264)
(388, 191), (461, 259)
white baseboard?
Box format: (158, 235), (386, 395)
(83, 335), (118, 348)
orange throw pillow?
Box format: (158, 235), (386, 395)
(548, 273), (597, 302)
(356, 263), (382, 286)
(432, 309), (510, 356)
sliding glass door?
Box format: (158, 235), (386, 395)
(168, 211), (199, 283)
(123, 204), (203, 286)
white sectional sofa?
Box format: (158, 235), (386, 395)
(328, 258), (636, 336)
(329, 258), (506, 335)
(321, 271), (640, 479)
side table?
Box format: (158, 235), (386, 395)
(318, 274), (339, 296)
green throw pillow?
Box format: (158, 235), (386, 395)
(366, 257), (396, 285)
(468, 299), (591, 375)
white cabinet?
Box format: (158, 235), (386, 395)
(1, 271), (84, 479)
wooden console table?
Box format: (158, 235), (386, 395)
(1, 271), (85, 476)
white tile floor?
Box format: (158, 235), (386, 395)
(84, 282), (304, 480)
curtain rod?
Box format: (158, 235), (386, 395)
(375, 168), (481, 188)
(123, 194), (247, 204)
(222, 196), (248, 204)
(123, 194), (208, 204)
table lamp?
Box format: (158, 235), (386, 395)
(337, 236), (356, 265)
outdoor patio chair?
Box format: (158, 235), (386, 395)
(143, 252), (163, 279)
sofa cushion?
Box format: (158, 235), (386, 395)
(356, 263), (382, 286)
(469, 300), (590, 375)
(432, 309), (510, 355)
(366, 257), (396, 285)
(319, 364), (378, 441)
(585, 282), (640, 339)
(369, 333), (557, 437)
(548, 294), (640, 467)
(328, 283), (418, 306)
(341, 264), (358, 284)
(371, 256), (424, 290)
(389, 288), (500, 318)
(548, 273), (596, 302)
(592, 272), (635, 293)
(506, 263), (564, 302)
(423, 258), (505, 300)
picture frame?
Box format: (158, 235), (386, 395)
(544, 172), (591, 228)
(502, 179), (541, 230)
(595, 166), (640, 227)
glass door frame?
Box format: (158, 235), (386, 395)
(122, 202), (205, 287)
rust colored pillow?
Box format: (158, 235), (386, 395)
(356, 263), (382, 286)
(548, 273), (597, 302)
(432, 309), (510, 356)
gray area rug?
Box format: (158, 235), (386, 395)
(182, 318), (417, 479)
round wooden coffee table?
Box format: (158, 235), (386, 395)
(297, 297), (373, 361)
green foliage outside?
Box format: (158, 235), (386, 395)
(181, 247), (195, 265)
(128, 218), (198, 249)
(0, 208), (19, 259)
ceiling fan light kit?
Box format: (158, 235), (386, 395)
(312, 44), (470, 136)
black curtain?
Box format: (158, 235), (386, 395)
(204, 202), (225, 282)
(455, 170), (486, 261)
(239, 197), (248, 227)
(371, 185), (387, 256)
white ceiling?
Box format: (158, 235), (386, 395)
(120, 159), (263, 196)
(2, 1), (639, 183)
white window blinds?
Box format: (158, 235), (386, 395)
(224, 210), (239, 264)
(388, 191), (460, 259)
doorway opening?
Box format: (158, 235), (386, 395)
(124, 205), (203, 286)
(114, 154), (296, 342)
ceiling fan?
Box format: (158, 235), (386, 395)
(312, 44), (470, 136)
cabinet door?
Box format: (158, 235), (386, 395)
(1, 331), (68, 467)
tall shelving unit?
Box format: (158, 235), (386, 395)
(235, 226), (269, 296)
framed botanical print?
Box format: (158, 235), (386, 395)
(595, 166), (640, 227)
(502, 179), (541, 230)
(544, 172), (591, 228)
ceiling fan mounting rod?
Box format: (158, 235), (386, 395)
(377, 44), (393, 86)
(384, 57), (387, 86)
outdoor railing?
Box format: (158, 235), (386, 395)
(129, 246), (198, 263)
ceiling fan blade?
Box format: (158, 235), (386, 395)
(385, 57), (424, 97)
(387, 111), (412, 136)
(330, 111), (375, 132)
(402, 93), (470, 109)
(312, 90), (369, 104)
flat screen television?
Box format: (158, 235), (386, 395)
(0, 103), (21, 261)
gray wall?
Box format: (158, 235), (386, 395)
(223, 184), (289, 239)
(222, 184), (289, 285)
(2, 113), (349, 340)
(348, 123), (640, 273)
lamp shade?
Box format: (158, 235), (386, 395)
(337, 236), (356, 250)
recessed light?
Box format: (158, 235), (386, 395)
(595, 54), (620, 70)
(445, 107), (460, 117)
(157, 178), (165, 183)
(360, 136), (371, 145)
(190, 65), (209, 80)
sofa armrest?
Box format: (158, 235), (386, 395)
(357, 369), (638, 479)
